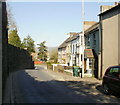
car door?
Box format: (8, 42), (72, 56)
(107, 67), (120, 93)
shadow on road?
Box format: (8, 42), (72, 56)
(96, 85), (120, 98)
(23, 71), (120, 103)
(4, 70), (120, 103)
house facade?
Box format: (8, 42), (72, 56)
(71, 34), (79, 66)
(58, 32), (84, 67)
(58, 3), (120, 79)
(66, 40), (71, 66)
(58, 37), (71, 64)
(58, 47), (67, 64)
(99, 3), (120, 78)
(85, 22), (100, 78)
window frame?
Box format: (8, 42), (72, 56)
(106, 67), (120, 79)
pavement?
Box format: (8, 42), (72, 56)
(36, 64), (102, 84)
(3, 64), (120, 103)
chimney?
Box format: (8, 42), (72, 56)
(114, 2), (119, 6)
(69, 32), (77, 37)
(100, 5), (113, 13)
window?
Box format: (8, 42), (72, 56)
(76, 44), (77, 53)
(88, 36), (90, 46)
(93, 33), (96, 45)
(73, 45), (74, 54)
(68, 46), (69, 53)
(81, 54), (82, 61)
(89, 58), (92, 69)
(107, 67), (120, 78)
(81, 36), (83, 45)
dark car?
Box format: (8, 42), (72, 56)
(102, 66), (120, 95)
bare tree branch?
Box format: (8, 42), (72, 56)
(6, 3), (17, 30)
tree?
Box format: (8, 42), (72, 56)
(22, 35), (35, 54)
(37, 41), (47, 61)
(49, 48), (58, 63)
(7, 3), (17, 30)
(8, 29), (22, 48)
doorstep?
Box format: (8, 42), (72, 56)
(84, 73), (92, 77)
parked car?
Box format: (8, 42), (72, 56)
(102, 66), (120, 95)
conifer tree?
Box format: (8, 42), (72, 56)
(22, 35), (35, 54)
(8, 29), (22, 48)
(37, 41), (47, 61)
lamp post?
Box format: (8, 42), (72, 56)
(81, 0), (85, 78)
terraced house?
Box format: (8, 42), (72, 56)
(58, 38), (70, 64)
(99, 3), (120, 78)
(84, 3), (120, 79)
(58, 21), (97, 66)
(85, 22), (100, 78)
(58, 3), (120, 79)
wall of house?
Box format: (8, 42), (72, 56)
(66, 42), (71, 66)
(79, 34), (84, 67)
(85, 27), (100, 78)
(58, 47), (67, 64)
(101, 8), (119, 77)
(85, 29), (99, 56)
(58, 48), (62, 63)
(71, 36), (84, 67)
(62, 47), (67, 64)
(118, 8), (120, 65)
(71, 37), (79, 66)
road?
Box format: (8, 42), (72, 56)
(3, 65), (120, 103)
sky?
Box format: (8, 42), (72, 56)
(7, 1), (114, 47)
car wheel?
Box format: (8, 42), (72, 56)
(103, 84), (110, 95)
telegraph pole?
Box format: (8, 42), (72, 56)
(81, 0), (85, 78)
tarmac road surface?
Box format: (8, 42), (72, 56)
(3, 65), (120, 103)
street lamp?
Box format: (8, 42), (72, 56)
(81, 0), (85, 78)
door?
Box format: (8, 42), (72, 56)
(84, 59), (86, 72)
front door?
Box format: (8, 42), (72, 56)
(84, 59), (86, 72)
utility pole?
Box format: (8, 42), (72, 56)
(81, 0), (85, 78)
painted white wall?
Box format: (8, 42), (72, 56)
(71, 34), (84, 67)
(86, 58), (89, 70)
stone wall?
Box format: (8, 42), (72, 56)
(2, 2), (8, 85)
(8, 44), (34, 72)
(2, 2), (34, 102)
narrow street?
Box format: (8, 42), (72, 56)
(4, 65), (120, 103)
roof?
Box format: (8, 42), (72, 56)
(58, 37), (71, 49)
(84, 21), (97, 25)
(85, 22), (99, 35)
(70, 34), (79, 41)
(99, 4), (120, 16)
(69, 32), (83, 42)
(58, 32), (81, 49)
(84, 49), (94, 58)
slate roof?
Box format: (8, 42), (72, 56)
(85, 22), (99, 35)
(58, 37), (71, 49)
(58, 33), (81, 49)
(98, 3), (120, 16)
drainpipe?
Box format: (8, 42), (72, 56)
(99, 15), (103, 79)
